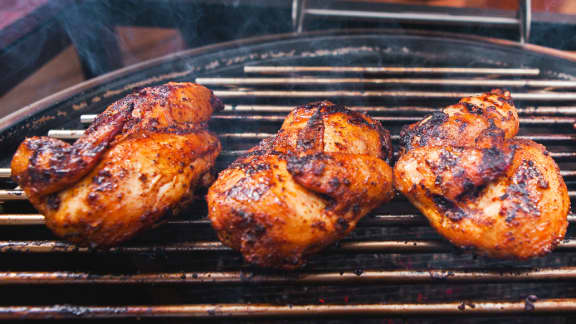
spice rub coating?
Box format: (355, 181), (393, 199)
(394, 89), (569, 259)
(12, 82), (223, 246)
(207, 101), (394, 269)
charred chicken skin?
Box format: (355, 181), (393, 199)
(394, 89), (569, 258)
(207, 101), (394, 269)
(11, 82), (223, 247)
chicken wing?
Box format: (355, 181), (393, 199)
(394, 89), (569, 258)
(207, 101), (394, 269)
(11, 82), (223, 247)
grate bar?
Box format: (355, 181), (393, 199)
(0, 215), (45, 225)
(213, 90), (576, 101)
(243, 66), (541, 75)
(0, 299), (575, 319)
(1, 267), (576, 285)
(196, 77), (576, 88)
(0, 239), (574, 254)
(0, 190), (26, 200)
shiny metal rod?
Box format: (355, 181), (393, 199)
(1, 267), (575, 285)
(196, 77), (576, 88)
(244, 66), (540, 75)
(213, 90), (576, 101)
(0, 239), (574, 253)
(0, 299), (574, 319)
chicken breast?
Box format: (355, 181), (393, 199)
(11, 82), (223, 247)
(207, 101), (394, 269)
(394, 89), (569, 258)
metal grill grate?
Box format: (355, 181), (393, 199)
(1, 31), (576, 321)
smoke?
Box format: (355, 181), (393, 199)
(56, 0), (207, 77)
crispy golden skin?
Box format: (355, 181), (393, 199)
(11, 82), (223, 247)
(400, 89), (519, 153)
(394, 89), (569, 259)
(207, 101), (394, 269)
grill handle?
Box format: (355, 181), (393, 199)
(292, 0), (531, 43)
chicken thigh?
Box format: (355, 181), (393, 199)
(394, 89), (569, 258)
(12, 82), (223, 246)
(207, 101), (394, 269)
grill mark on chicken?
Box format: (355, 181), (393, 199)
(480, 148), (514, 180)
(432, 194), (466, 221)
(462, 102), (483, 115)
(297, 107), (325, 153)
(377, 125), (393, 163)
(45, 194), (61, 211)
(286, 153), (330, 178)
(400, 112), (449, 152)
(232, 209), (267, 246)
(226, 177), (271, 202)
(229, 155), (272, 175)
(502, 160), (545, 223)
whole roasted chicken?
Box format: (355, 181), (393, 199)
(11, 82), (223, 247)
(207, 101), (395, 269)
(394, 89), (569, 259)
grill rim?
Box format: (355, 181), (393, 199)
(3, 27), (576, 135)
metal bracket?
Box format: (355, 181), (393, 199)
(519, 0), (532, 43)
(292, 0), (531, 43)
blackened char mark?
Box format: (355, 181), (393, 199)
(502, 160), (543, 223)
(437, 148), (459, 171)
(226, 177), (271, 202)
(462, 102), (483, 115)
(297, 106), (324, 154)
(45, 193), (61, 211)
(376, 124), (393, 163)
(491, 88), (513, 105)
(298, 101), (334, 111)
(432, 195), (467, 222)
(475, 125), (506, 148)
(229, 155), (272, 175)
(232, 209), (267, 246)
(209, 93), (224, 112)
(480, 147), (514, 179)
(286, 153), (329, 178)
(319, 102), (348, 115)
(400, 112), (448, 152)
(336, 217), (349, 232)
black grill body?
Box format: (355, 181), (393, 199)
(0, 30), (576, 322)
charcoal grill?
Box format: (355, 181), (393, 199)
(1, 29), (576, 322)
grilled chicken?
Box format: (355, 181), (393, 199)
(11, 82), (223, 247)
(207, 101), (394, 269)
(394, 89), (569, 258)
